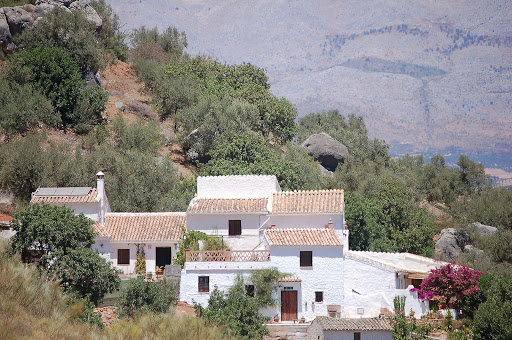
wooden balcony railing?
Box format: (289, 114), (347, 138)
(185, 249), (271, 262)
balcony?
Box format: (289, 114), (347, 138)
(185, 249), (271, 262)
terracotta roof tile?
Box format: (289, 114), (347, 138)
(315, 316), (392, 331)
(187, 197), (268, 213)
(94, 213), (185, 242)
(264, 227), (342, 246)
(0, 213), (12, 223)
(31, 187), (98, 204)
(271, 190), (344, 214)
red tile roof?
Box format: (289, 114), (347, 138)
(0, 213), (12, 223)
(31, 188), (98, 204)
(187, 197), (268, 213)
(315, 316), (392, 331)
(271, 190), (344, 214)
(264, 227), (342, 246)
(94, 213), (185, 242)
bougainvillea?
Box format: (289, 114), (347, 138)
(411, 263), (483, 306)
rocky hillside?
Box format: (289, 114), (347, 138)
(106, 0), (512, 169)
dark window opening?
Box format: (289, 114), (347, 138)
(300, 251), (312, 267)
(245, 285), (255, 297)
(118, 249), (130, 265)
(315, 291), (323, 303)
(354, 332), (361, 340)
(198, 276), (209, 292)
(229, 220), (242, 236)
(412, 279), (422, 289)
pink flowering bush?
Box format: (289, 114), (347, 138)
(411, 263), (483, 306)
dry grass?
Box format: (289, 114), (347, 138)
(0, 240), (234, 340)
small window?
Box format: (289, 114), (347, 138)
(300, 251), (312, 267)
(315, 291), (323, 303)
(245, 285), (255, 297)
(229, 220), (242, 236)
(118, 249), (130, 265)
(354, 332), (361, 340)
(198, 276), (209, 292)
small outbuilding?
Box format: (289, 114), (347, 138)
(307, 316), (392, 340)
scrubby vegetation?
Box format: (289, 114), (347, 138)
(0, 241), (232, 339)
(1, 4), (512, 338)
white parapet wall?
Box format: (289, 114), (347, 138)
(197, 175), (281, 198)
(180, 260), (272, 307)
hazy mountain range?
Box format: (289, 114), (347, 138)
(107, 0), (512, 169)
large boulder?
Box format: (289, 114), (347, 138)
(301, 133), (348, 171)
(435, 228), (462, 261)
(472, 222), (497, 235)
(0, 0), (102, 53)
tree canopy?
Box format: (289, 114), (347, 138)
(9, 204), (119, 303)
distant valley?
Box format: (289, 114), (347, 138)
(107, 0), (512, 169)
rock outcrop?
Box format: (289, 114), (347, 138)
(0, 0), (102, 53)
(472, 222), (497, 236)
(301, 133), (348, 171)
(436, 228), (462, 262)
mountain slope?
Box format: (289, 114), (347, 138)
(107, 0), (512, 167)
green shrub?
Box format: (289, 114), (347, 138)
(16, 46), (85, 126)
(90, 0), (128, 61)
(15, 7), (105, 73)
(117, 279), (178, 318)
(71, 86), (109, 133)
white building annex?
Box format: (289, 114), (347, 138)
(30, 172), (185, 275)
(31, 173), (446, 321)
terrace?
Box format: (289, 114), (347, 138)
(185, 249), (271, 262)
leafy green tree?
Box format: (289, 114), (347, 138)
(71, 86), (109, 133)
(196, 274), (272, 340)
(90, 0), (128, 61)
(180, 97), (261, 157)
(15, 7), (105, 72)
(345, 179), (435, 255)
(258, 96), (297, 143)
(10, 204), (95, 256)
(0, 80), (57, 137)
(457, 155), (490, 193)
(451, 187), (512, 230)
(472, 277), (512, 340)
(153, 76), (200, 123)
(16, 46), (85, 126)
(117, 278), (177, 318)
(49, 247), (120, 305)
(130, 26), (188, 61)
(9, 204), (119, 303)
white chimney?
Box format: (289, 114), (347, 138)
(96, 171), (105, 224)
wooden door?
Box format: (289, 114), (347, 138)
(281, 291), (298, 321)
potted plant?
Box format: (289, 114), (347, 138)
(409, 309), (415, 317)
(273, 315), (279, 323)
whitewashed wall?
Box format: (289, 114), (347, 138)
(104, 242), (178, 274)
(344, 256), (428, 317)
(197, 175), (280, 198)
(324, 330), (392, 340)
(180, 261), (272, 307)
(52, 203), (100, 222)
(265, 215), (343, 230)
(187, 213), (264, 250)
(270, 246), (344, 321)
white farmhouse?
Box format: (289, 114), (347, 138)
(180, 175), (442, 321)
(30, 172), (185, 275)
(30, 173), (445, 320)
(181, 175), (347, 321)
